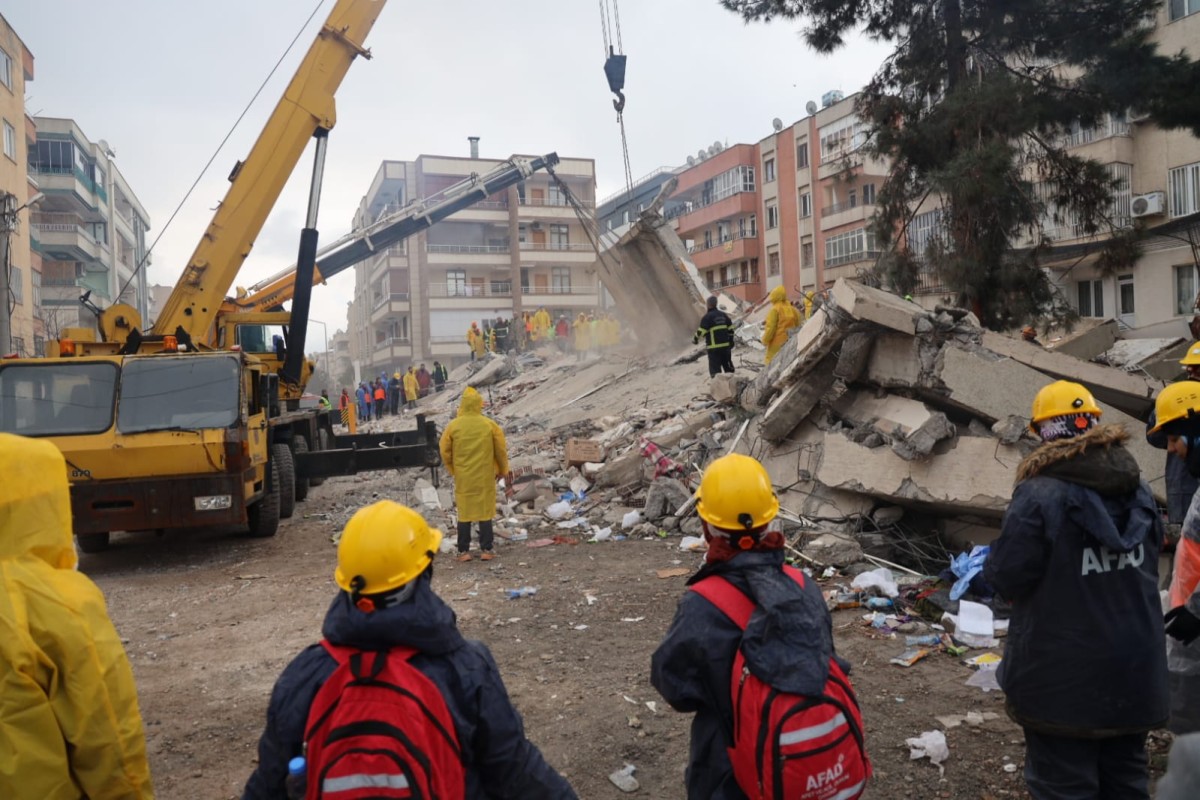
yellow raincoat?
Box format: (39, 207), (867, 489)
(762, 286), (801, 363)
(534, 308), (552, 341)
(468, 325), (487, 358)
(574, 313), (591, 352)
(0, 433), (153, 800)
(439, 388), (509, 523)
(403, 369), (419, 403)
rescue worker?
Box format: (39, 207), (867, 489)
(494, 317), (509, 352)
(534, 307), (552, 343)
(469, 322), (487, 360)
(373, 379), (386, 421)
(573, 312), (590, 360)
(694, 295), (736, 378)
(803, 289), (816, 321)
(0, 433), (154, 799)
(488, 327), (497, 354)
(761, 286), (800, 364)
(651, 453), (853, 800)
(403, 366), (420, 411)
(1148, 380), (1200, 734)
(318, 390), (332, 411)
(389, 372), (403, 416)
(433, 360), (449, 392)
(416, 363), (432, 398)
(985, 380), (1167, 799)
(1147, 343), (1200, 545)
(241, 501), (578, 799)
(555, 315), (570, 354)
(439, 387), (510, 562)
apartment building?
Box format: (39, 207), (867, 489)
(0, 16), (38, 357)
(346, 149), (598, 377)
(596, 166), (681, 232)
(30, 118), (151, 338)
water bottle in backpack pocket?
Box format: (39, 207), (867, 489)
(690, 569), (871, 800)
(302, 642), (465, 799)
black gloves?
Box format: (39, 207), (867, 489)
(1165, 606), (1200, 645)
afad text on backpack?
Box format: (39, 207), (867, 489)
(302, 642), (466, 800)
(690, 568), (871, 800)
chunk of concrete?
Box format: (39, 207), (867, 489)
(802, 532), (865, 567)
(981, 331), (1160, 417)
(829, 278), (923, 334)
(834, 332), (875, 381)
(760, 355), (840, 442)
(466, 355), (516, 388)
(1047, 318), (1118, 360)
(833, 392), (938, 436)
(644, 478), (693, 522)
(891, 412), (956, 461)
(709, 373), (747, 405)
(865, 332), (924, 388)
(816, 431), (1024, 516)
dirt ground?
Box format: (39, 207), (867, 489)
(85, 467), (1089, 800)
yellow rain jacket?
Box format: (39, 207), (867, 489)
(0, 433), (153, 800)
(762, 286), (801, 363)
(439, 388), (509, 523)
(403, 370), (419, 402)
(534, 309), (552, 341)
(574, 314), (591, 352)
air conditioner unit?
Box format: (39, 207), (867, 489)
(1131, 191), (1165, 218)
(529, 221), (543, 231)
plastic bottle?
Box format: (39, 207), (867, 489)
(865, 597), (894, 610)
(506, 586), (538, 599)
(285, 756), (307, 800)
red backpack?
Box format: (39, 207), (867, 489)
(302, 642), (465, 800)
(689, 567), (871, 800)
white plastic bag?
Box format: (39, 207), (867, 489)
(851, 567), (899, 598)
(546, 501), (572, 520)
(906, 729), (950, 769)
(956, 600), (998, 648)
(679, 536), (707, 552)
(590, 526), (613, 542)
(622, 510), (642, 529)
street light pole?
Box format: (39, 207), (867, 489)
(0, 191), (45, 356)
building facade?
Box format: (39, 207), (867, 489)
(346, 150), (598, 376)
(596, 166), (681, 233)
(0, 16), (38, 357)
(30, 117), (151, 339)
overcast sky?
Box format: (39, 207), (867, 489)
(7, 0), (889, 348)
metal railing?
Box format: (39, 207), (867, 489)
(521, 286), (599, 296)
(426, 244), (509, 254)
(822, 200), (870, 217)
(664, 188), (755, 221)
(705, 273), (760, 290)
(429, 283), (513, 298)
(374, 337), (411, 351)
(825, 250), (882, 268)
(688, 231), (757, 254)
(520, 197), (593, 208)
(372, 292), (410, 309)
(1058, 118), (1131, 149)
(519, 242), (595, 252)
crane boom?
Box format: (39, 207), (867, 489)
(151, 0), (385, 344)
(230, 153), (561, 314)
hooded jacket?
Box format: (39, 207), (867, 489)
(1145, 406), (1199, 523)
(651, 549), (844, 799)
(439, 388), (509, 522)
(761, 286), (800, 363)
(983, 424), (1168, 736)
(695, 307), (735, 350)
(242, 572), (575, 799)
(403, 370), (420, 402)
(0, 434), (153, 800)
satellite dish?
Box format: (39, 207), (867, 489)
(707, 145), (718, 156)
(806, 101), (818, 115)
(698, 149), (708, 161)
(772, 118), (783, 132)
(713, 141), (724, 153)
(686, 155), (696, 166)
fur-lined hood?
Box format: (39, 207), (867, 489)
(1016, 424), (1140, 495)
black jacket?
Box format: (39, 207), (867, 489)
(984, 425), (1169, 736)
(695, 308), (735, 350)
(242, 573), (576, 799)
(1146, 406), (1200, 524)
(650, 550), (844, 799)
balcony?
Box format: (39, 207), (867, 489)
(372, 337), (412, 362)
(705, 273), (761, 291)
(30, 164), (107, 208)
(519, 197), (586, 220)
(820, 201), (873, 232)
(370, 292), (410, 323)
(31, 220), (103, 263)
(825, 250), (882, 269)
(688, 232), (759, 271)
(519, 242), (596, 262)
(670, 191), (759, 235)
(426, 243), (510, 265)
(521, 286), (600, 307)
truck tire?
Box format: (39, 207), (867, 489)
(273, 442), (297, 519)
(247, 459), (281, 538)
(309, 428), (333, 487)
(292, 435), (311, 500)
(76, 532), (111, 553)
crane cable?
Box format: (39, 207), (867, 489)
(115, 0), (327, 305)
(598, 0), (634, 208)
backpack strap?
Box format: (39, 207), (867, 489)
(320, 640), (418, 677)
(689, 566), (807, 630)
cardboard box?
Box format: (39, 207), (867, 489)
(564, 438), (605, 468)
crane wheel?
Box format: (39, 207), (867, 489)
(247, 458), (281, 538)
(292, 435), (311, 501)
(272, 443), (297, 520)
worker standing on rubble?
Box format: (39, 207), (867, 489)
(573, 312), (590, 360)
(241, 501), (578, 800)
(433, 361), (448, 392)
(555, 315), (570, 353)
(1147, 381), (1200, 735)
(403, 367), (420, 411)
(762, 286), (800, 364)
(0, 433), (155, 800)
(984, 380), (1167, 800)
(1147, 344), (1200, 545)
(651, 453), (869, 800)
(440, 387), (510, 562)
(694, 295), (736, 378)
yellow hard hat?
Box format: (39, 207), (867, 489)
(335, 501), (442, 596)
(1029, 380), (1102, 427)
(695, 453), (779, 531)
(1151, 381), (1200, 433)
(1180, 342), (1200, 366)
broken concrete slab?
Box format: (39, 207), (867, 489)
(1045, 318), (1118, 359)
(465, 355), (517, 388)
(709, 373), (747, 405)
(816, 431), (1025, 517)
(802, 532), (865, 566)
(865, 332), (925, 389)
(981, 331), (1161, 417)
(832, 392), (939, 437)
(760, 355), (840, 442)
(829, 278), (925, 335)
(643, 478), (693, 522)
(834, 331), (875, 382)
(890, 412), (956, 461)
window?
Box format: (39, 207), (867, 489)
(1170, 0), (1200, 20)
(31, 270), (40, 310)
(552, 266), (571, 294)
(802, 242), (814, 268)
(764, 158), (776, 183)
(10, 337), (23, 356)
(769, 251), (781, 276)
(118, 356), (239, 434)
(703, 230), (713, 249)
(549, 224), (569, 249)
(548, 183), (567, 206)
(31, 139), (76, 173)
(797, 141), (809, 168)
(863, 184), (876, 205)
(824, 227), (879, 267)
(0, 362), (117, 436)
(799, 192), (812, 218)
(2, 120), (14, 160)
(705, 271), (715, 290)
(717, 222), (730, 242)
(699, 166), (756, 206)
(1118, 274), (1135, 316)
(9, 266), (20, 304)
(1077, 279), (1104, 317)
(446, 269), (466, 297)
(520, 267), (531, 292)
(819, 114), (869, 163)
(767, 204), (779, 229)
(1170, 162), (1200, 218)
(33, 335), (44, 357)
(848, 189), (858, 209)
(1176, 265), (1198, 315)
(748, 214), (757, 236)
(0, 48), (11, 91)
(909, 208), (951, 259)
